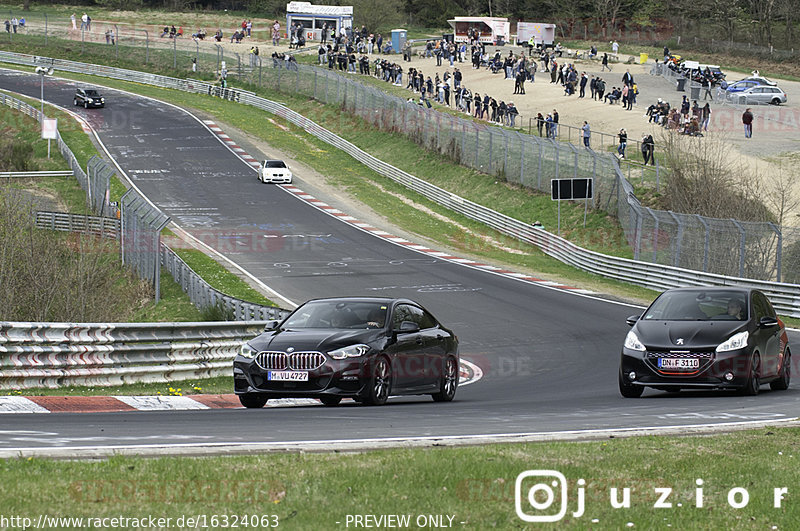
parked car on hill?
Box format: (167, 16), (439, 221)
(733, 85), (788, 105)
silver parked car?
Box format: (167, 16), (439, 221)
(734, 85), (787, 105)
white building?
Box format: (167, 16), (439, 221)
(285, 1), (353, 42)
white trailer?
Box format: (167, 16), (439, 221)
(516, 22), (556, 47)
(447, 17), (510, 45)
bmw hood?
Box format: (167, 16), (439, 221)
(634, 320), (746, 349)
(248, 328), (385, 353)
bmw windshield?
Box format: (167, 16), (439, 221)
(282, 300), (388, 329)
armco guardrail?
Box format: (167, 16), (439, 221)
(4, 52), (800, 315)
(35, 210), (120, 239)
(161, 245), (289, 321)
(0, 170), (74, 178)
(0, 320), (272, 389)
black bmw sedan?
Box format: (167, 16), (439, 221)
(234, 297), (459, 407)
(619, 287), (791, 397)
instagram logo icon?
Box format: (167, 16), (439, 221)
(515, 470), (585, 522)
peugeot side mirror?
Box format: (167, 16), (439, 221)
(759, 316), (779, 328)
(626, 314), (641, 327)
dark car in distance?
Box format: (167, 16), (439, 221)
(234, 297), (459, 407)
(619, 287), (791, 397)
(74, 88), (105, 108)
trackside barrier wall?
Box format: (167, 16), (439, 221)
(160, 245), (290, 322)
(0, 321), (271, 389)
(35, 210), (120, 238)
(2, 52), (800, 312)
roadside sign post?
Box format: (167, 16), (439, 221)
(551, 178), (594, 235)
(41, 118), (57, 158)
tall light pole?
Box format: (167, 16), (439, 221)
(34, 65), (53, 121)
(35, 66), (55, 158)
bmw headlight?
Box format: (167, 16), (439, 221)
(240, 342), (257, 359)
(716, 331), (749, 352)
(624, 330), (646, 351)
(328, 344), (370, 360)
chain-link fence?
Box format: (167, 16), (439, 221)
(4, 48), (799, 282)
(120, 188), (170, 301)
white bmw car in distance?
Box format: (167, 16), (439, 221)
(259, 160), (292, 184)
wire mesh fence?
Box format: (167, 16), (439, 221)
(3, 46), (799, 283)
(119, 188), (170, 301)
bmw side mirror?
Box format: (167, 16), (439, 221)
(759, 317), (778, 328)
(626, 314), (640, 327)
(264, 320), (280, 332)
(397, 321), (420, 334)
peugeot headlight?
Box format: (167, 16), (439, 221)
(716, 331), (749, 352)
(328, 344), (370, 360)
(239, 342), (257, 359)
(624, 330), (646, 351)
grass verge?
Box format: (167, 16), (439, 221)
(3, 376), (230, 397)
(1, 427), (798, 528)
(172, 249), (274, 307)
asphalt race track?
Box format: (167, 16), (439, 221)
(1, 69), (798, 454)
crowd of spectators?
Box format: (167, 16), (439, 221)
(645, 95), (710, 135)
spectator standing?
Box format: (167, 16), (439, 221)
(579, 73), (587, 98)
(641, 133), (655, 165)
(582, 121), (591, 147)
(742, 108), (753, 138)
(622, 69), (633, 86)
(4, 20), (9, 33)
(611, 40), (619, 55)
(507, 102), (518, 127)
(536, 112), (544, 136)
(10, 17), (17, 33)
(601, 53), (611, 72)
(71, 13), (77, 30)
(80, 13), (88, 31)
(272, 21), (280, 46)
(546, 113), (555, 138)
(617, 129), (627, 159)
(552, 109), (559, 136)
(701, 103), (711, 131)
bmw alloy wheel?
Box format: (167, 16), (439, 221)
(432, 357), (458, 402)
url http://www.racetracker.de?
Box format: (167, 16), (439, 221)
(0, 514), (281, 529)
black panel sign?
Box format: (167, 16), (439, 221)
(551, 178), (593, 200)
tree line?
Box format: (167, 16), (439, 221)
(25, 0), (798, 48)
